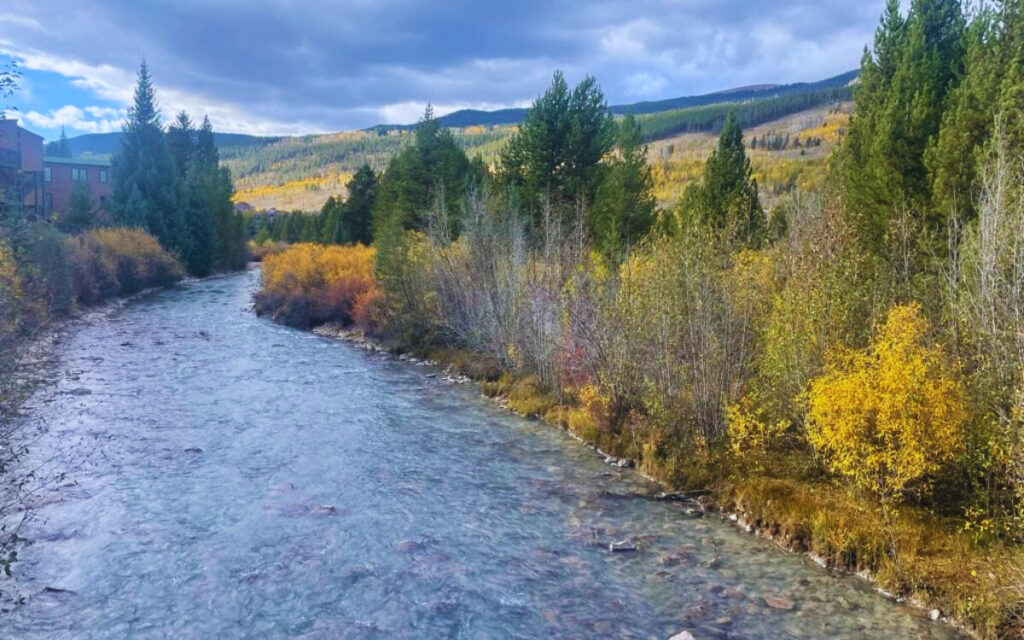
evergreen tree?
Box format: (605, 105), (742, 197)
(843, 0), (966, 250)
(109, 61), (187, 255)
(343, 163), (378, 245)
(372, 107), (470, 241)
(499, 71), (615, 229)
(167, 111), (195, 180)
(590, 113), (656, 260)
(319, 196), (343, 244)
(927, 6), (1001, 222)
(997, 0), (1024, 151)
(182, 165), (214, 276)
(681, 111), (765, 247)
(45, 127), (72, 157)
(58, 181), (96, 233)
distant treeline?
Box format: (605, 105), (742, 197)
(366, 69), (859, 131)
(637, 85), (853, 141)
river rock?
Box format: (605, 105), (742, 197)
(609, 539), (637, 552)
(669, 632), (695, 640)
(930, 609), (940, 621)
(764, 594), (796, 610)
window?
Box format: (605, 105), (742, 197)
(44, 166), (51, 183)
(71, 167), (87, 181)
(99, 169), (108, 184)
(99, 195), (107, 208)
(44, 193), (52, 211)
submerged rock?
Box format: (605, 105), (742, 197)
(764, 594), (796, 610)
(184, 447), (203, 454)
(608, 539), (637, 552)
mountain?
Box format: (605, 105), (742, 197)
(62, 131), (281, 158)
(365, 69), (859, 132)
(63, 70), (859, 156)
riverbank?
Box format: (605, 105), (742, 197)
(3, 269), (968, 639)
(307, 322), (1021, 640)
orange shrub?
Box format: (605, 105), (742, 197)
(64, 228), (184, 304)
(256, 243), (381, 329)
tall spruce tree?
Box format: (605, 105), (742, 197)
(843, 0), (965, 249)
(590, 113), (655, 259)
(109, 61), (187, 255)
(927, 6), (1001, 222)
(167, 111), (195, 180)
(343, 163), (378, 245)
(681, 112), (765, 247)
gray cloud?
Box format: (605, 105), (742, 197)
(0, 0), (885, 134)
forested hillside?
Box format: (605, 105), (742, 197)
(61, 71), (857, 212)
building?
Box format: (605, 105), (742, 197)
(0, 118), (45, 217)
(0, 119), (114, 222)
(43, 155), (112, 219)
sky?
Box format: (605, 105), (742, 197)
(0, 0), (886, 142)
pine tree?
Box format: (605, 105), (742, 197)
(681, 111), (765, 247)
(499, 71), (615, 229)
(109, 61), (186, 255)
(319, 196), (343, 244)
(590, 113), (655, 259)
(58, 181), (96, 233)
(842, 0), (965, 249)
(46, 127), (72, 158)
(372, 107), (470, 241)
(927, 6), (1001, 221)
(167, 111), (195, 180)
(997, 0), (1024, 151)
(182, 165), (213, 276)
(343, 163), (378, 245)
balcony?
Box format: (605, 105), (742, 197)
(0, 148), (20, 169)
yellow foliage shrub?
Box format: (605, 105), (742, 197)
(0, 241), (24, 345)
(257, 242), (380, 329)
(726, 400), (790, 469)
(64, 228), (184, 303)
(806, 303), (966, 504)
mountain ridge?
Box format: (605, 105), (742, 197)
(62, 69), (859, 157)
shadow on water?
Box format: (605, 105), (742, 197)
(1, 270), (964, 639)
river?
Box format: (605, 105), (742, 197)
(2, 270), (961, 639)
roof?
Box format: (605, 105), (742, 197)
(44, 155), (111, 167)
(0, 119), (44, 140)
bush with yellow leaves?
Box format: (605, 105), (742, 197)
(256, 242), (380, 329)
(806, 303), (966, 505)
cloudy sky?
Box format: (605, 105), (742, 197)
(0, 0), (886, 142)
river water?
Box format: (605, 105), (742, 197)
(2, 270), (961, 639)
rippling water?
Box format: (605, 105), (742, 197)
(2, 270), (961, 639)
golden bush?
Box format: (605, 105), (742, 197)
(258, 242), (380, 328)
(806, 303), (966, 504)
